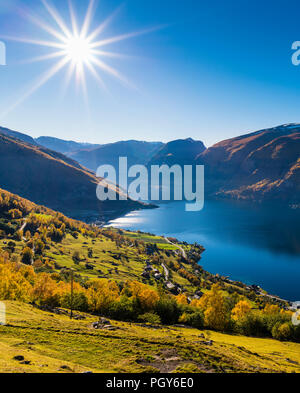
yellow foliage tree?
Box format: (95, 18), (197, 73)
(87, 279), (120, 313)
(263, 304), (280, 315)
(197, 284), (229, 331)
(31, 273), (60, 306)
(0, 260), (32, 301)
(176, 294), (188, 305)
(231, 300), (252, 321)
(123, 281), (159, 311)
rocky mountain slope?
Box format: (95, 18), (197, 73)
(196, 124), (300, 203)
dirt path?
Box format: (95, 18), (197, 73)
(161, 263), (169, 281)
(164, 237), (187, 259)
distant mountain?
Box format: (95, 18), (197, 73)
(36, 136), (100, 155)
(0, 134), (147, 221)
(148, 138), (206, 166)
(0, 126), (37, 145)
(69, 140), (164, 172)
(196, 124), (300, 203)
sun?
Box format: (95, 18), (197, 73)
(0, 0), (162, 116)
(64, 36), (93, 65)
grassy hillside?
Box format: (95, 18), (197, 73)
(1, 187), (300, 374)
(1, 301), (300, 373)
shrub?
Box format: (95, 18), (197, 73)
(237, 311), (269, 337)
(155, 296), (182, 325)
(293, 325), (300, 342)
(179, 311), (204, 329)
(72, 251), (81, 265)
(108, 296), (138, 321)
(138, 312), (161, 325)
(272, 322), (293, 341)
(61, 292), (89, 312)
(21, 247), (33, 265)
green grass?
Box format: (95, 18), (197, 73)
(1, 301), (300, 374)
(1, 230), (198, 291)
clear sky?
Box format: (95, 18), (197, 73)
(0, 0), (300, 147)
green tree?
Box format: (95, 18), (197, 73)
(21, 247), (33, 265)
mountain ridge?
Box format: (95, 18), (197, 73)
(1, 123), (299, 205)
(196, 124), (300, 203)
(0, 133), (146, 221)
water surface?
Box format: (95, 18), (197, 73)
(108, 200), (300, 301)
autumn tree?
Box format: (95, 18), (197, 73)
(31, 273), (60, 307)
(21, 247), (33, 265)
(0, 259), (32, 301)
(231, 300), (252, 321)
(197, 284), (231, 331)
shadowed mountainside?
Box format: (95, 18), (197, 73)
(0, 126), (38, 146)
(68, 140), (164, 172)
(0, 134), (146, 221)
(148, 138), (206, 166)
(36, 136), (100, 155)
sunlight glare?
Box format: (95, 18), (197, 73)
(0, 0), (163, 118)
(64, 36), (92, 65)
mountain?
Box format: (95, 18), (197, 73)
(196, 124), (300, 203)
(36, 136), (100, 155)
(69, 140), (164, 172)
(0, 133), (146, 221)
(0, 126), (38, 145)
(148, 138), (206, 166)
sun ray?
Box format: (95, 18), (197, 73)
(18, 6), (67, 43)
(80, 0), (95, 39)
(19, 50), (65, 65)
(42, 0), (72, 38)
(90, 25), (165, 48)
(0, 1), (160, 117)
(86, 61), (107, 91)
(86, 5), (123, 43)
(60, 61), (76, 99)
(68, 0), (79, 37)
(0, 57), (69, 119)
(91, 49), (132, 59)
(80, 67), (89, 108)
(0, 35), (65, 49)
(90, 56), (135, 89)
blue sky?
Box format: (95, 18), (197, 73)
(0, 0), (300, 146)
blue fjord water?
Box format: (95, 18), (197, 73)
(108, 200), (300, 301)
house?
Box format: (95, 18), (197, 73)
(166, 282), (175, 290)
